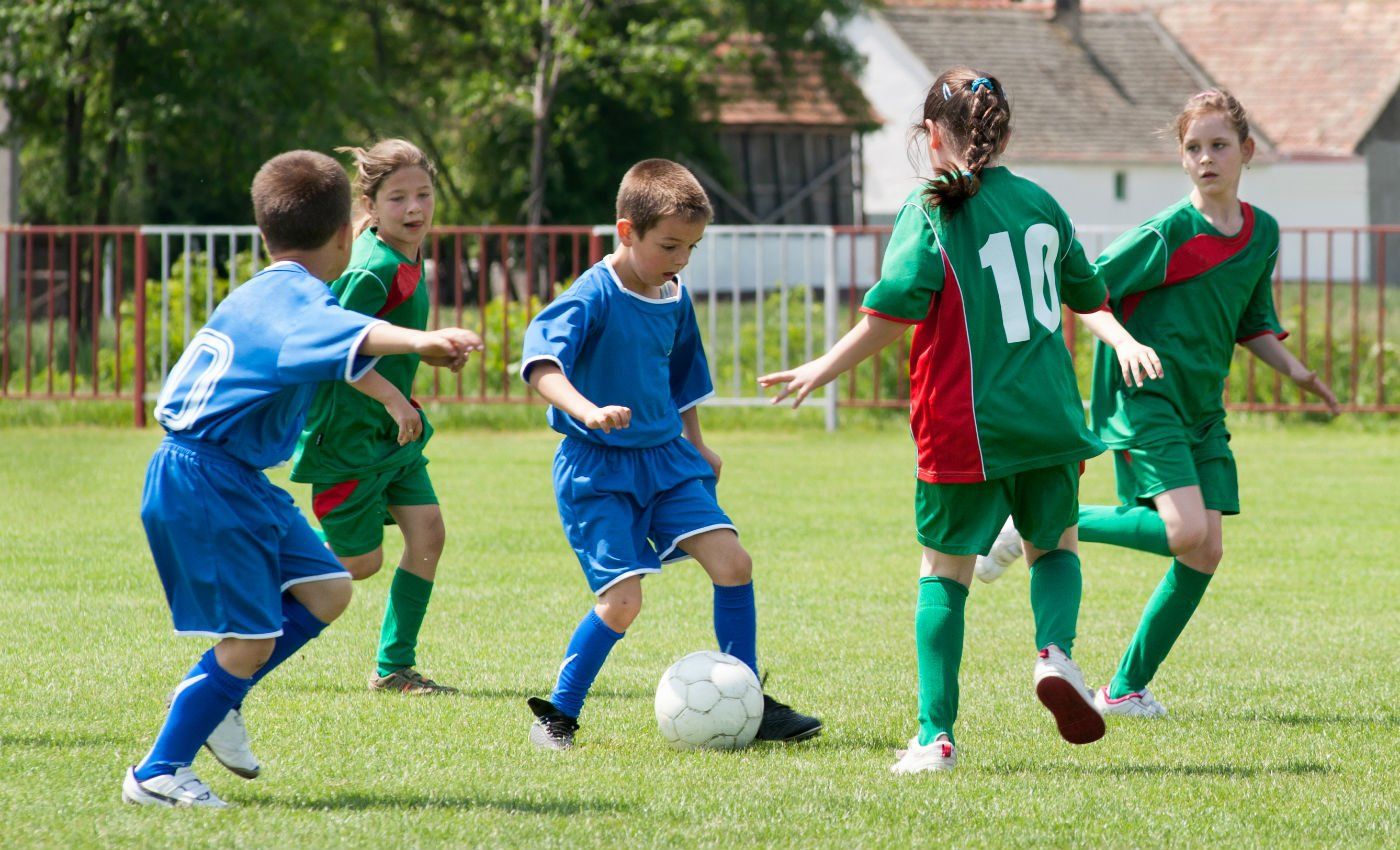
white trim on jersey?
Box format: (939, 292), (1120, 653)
(676, 388), (715, 414)
(520, 354), (565, 383)
(1143, 225), (1169, 287)
(343, 320), (386, 383)
(602, 255), (684, 304)
(280, 571), (352, 592)
(656, 523), (739, 564)
(173, 627), (285, 640)
(593, 567), (663, 596)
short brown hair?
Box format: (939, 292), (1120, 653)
(251, 150), (351, 252)
(615, 159), (711, 236)
(1173, 89), (1250, 144)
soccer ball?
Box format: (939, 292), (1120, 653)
(654, 650), (763, 750)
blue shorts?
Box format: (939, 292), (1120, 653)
(552, 436), (735, 595)
(140, 436), (350, 639)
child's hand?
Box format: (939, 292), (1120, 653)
(695, 442), (724, 481)
(758, 362), (826, 409)
(1292, 368), (1341, 415)
(583, 405), (631, 433)
(384, 395), (423, 445)
(417, 328), (485, 371)
(1113, 339), (1163, 387)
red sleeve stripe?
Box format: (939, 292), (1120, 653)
(859, 305), (921, 325)
(1235, 329), (1290, 343)
(1070, 293), (1112, 315)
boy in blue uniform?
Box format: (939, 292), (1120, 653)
(520, 159), (821, 749)
(123, 150), (479, 808)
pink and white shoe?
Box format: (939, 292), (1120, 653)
(1095, 685), (1168, 718)
(1033, 645), (1106, 744)
(891, 734), (957, 774)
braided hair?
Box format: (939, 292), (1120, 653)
(914, 69), (1012, 215)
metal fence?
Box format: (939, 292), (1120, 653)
(1, 223), (1395, 427)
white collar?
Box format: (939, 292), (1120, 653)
(602, 255), (683, 303)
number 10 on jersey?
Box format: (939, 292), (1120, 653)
(977, 223), (1062, 344)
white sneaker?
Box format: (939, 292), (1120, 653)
(890, 734), (957, 774)
(975, 519), (1023, 583)
(1033, 645), (1106, 745)
(205, 708), (261, 779)
(1095, 685), (1168, 718)
(122, 766), (228, 808)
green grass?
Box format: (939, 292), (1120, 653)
(0, 418), (1396, 848)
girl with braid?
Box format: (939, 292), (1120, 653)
(977, 90), (1339, 717)
(759, 68), (1160, 774)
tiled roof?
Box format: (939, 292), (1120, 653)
(878, 4), (1213, 161)
(1151, 0), (1400, 156)
(711, 41), (880, 129)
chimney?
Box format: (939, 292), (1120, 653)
(1054, 0), (1083, 44)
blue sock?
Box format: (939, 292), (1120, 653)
(248, 596), (329, 688)
(713, 582), (758, 677)
(549, 609), (624, 718)
(134, 650), (252, 780)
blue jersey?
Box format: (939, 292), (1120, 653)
(153, 260), (383, 469)
(520, 258), (713, 448)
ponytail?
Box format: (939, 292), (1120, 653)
(914, 70), (1011, 215)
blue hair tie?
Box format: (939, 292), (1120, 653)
(962, 170), (974, 178)
(942, 82), (952, 100)
(970, 77), (993, 93)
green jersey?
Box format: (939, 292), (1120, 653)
(1089, 198), (1286, 448)
(291, 228), (431, 484)
(861, 169), (1108, 483)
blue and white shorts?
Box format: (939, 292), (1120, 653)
(140, 436), (350, 639)
(552, 436), (736, 595)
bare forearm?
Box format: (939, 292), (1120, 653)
(349, 369), (406, 405)
(528, 363), (599, 421)
(681, 406), (703, 446)
(812, 315), (909, 385)
(1077, 309), (1132, 348)
(360, 323), (424, 357)
(1242, 334), (1301, 378)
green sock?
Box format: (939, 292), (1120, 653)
(377, 568), (434, 677)
(1078, 504), (1173, 558)
(1028, 549), (1081, 657)
(915, 576), (967, 747)
(1109, 560), (1213, 698)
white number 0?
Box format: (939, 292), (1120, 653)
(977, 223), (1061, 344)
(155, 328), (235, 431)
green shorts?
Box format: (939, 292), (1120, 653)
(915, 463), (1080, 556)
(1113, 436), (1239, 515)
(310, 456), (438, 557)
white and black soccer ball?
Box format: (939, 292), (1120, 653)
(654, 650), (763, 749)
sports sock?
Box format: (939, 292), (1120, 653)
(247, 595), (330, 688)
(712, 582), (758, 678)
(915, 576), (967, 747)
(1109, 559), (1213, 698)
(134, 650), (252, 780)
(1028, 549), (1082, 657)
(1078, 504), (1173, 557)
(377, 568), (434, 677)
(549, 609), (625, 718)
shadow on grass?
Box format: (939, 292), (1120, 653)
(1233, 712), (1398, 728)
(259, 790), (630, 815)
(0, 731), (128, 748)
(984, 761), (1334, 777)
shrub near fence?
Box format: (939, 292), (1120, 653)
(1, 224), (1395, 427)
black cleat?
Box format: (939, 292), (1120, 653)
(756, 694), (823, 743)
(527, 697), (579, 750)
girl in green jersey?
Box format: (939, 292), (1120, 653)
(760, 68), (1160, 774)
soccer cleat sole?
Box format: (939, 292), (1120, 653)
(203, 742), (260, 779)
(759, 722), (823, 744)
(1036, 677), (1106, 745)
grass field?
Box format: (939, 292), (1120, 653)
(0, 416), (1396, 848)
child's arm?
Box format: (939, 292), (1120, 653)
(758, 314), (908, 408)
(526, 362), (632, 432)
(1076, 310), (1163, 387)
(680, 406), (723, 480)
(360, 325), (484, 369)
(1241, 334), (1340, 414)
(349, 370), (422, 446)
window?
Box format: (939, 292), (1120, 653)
(1114, 170), (1128, 201)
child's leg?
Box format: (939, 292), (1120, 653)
(1023, 528), (1082, 656)
(376, 503), (445, 677)
(916, 548), (974, 746)
(679, 528), (758, 677)
(548, 577), (637, 718)
(1110, 486), (1223, 698)
(1077, 505), (1173, 557)
(134, 637), (269, 780)
(247, 578), (353, 687)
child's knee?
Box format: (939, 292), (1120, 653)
(340, 548), (383, 580)
(413, 513), (446, 558)
(291, 577), (354, 623)
(216, 637), (276, 677)
(711, 547), (753, 585)
(1164, 517), (1208, 556)
(596, 580), (643, 631)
